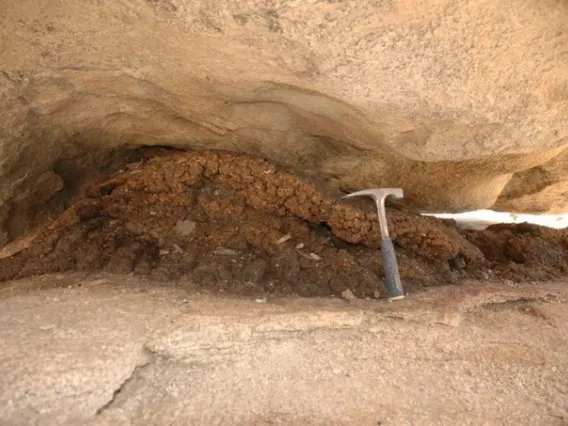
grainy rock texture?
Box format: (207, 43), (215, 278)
(3, 4), (568, 422)
(1, 0), (568, 242)
(1, 275), (567, 425)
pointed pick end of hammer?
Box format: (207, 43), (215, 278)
(341, 189), (374, 199)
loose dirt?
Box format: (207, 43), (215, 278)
(1, 150), (568, 298)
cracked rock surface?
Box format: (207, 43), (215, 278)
(1, 274), (567, 425)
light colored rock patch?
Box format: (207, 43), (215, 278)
(1, 274), (567, 425)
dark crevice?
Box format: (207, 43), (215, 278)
(96, 351), (155, 416)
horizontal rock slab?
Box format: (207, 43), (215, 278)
(1, 274), (567, 425)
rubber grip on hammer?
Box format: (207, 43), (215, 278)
(381, 238), (405, 300)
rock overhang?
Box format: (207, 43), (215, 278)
(1, 0), (568, 242)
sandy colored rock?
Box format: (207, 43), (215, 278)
(1, 0), (568, 230)
(174, 219), (196, 237)
(1, 274), (567, 425)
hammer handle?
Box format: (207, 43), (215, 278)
(381, 238), (405, 300)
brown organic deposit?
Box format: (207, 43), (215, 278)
(2, 150), (568, 298)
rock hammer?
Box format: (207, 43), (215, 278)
(343, 188), (405, 301)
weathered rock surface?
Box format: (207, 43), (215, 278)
(1, 0), (568, 238)
(1, 274), (567, 425)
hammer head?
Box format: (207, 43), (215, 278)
(342, 188), (404, 203)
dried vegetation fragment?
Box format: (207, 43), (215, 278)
(1, 150), (568, 298)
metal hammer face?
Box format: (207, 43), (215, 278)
(342, 188), (405, 301)
(342, 188), (403, 238)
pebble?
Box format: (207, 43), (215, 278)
(172, 244), (184, 253)
(276, 234), (292, 244)
(341, 288), (357, 300)
(175, 220), (197, 237)
(214, 247), (239, 256)
(309, 253), (322, 261)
